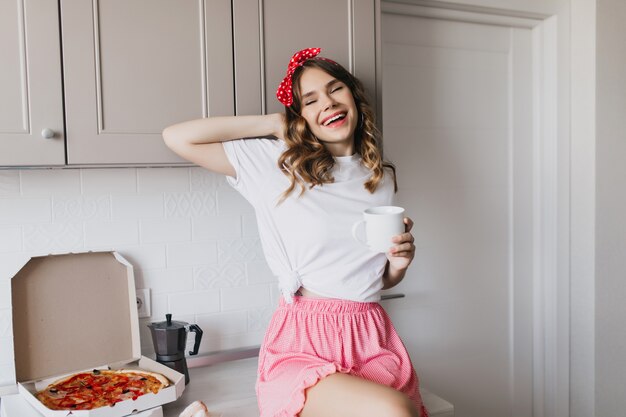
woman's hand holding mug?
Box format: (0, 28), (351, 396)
(387, 216), (415, 271)
(352, 206), (415, 269)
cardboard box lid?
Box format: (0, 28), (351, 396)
(11, 252), (141, 383)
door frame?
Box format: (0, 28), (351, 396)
(380, 2), (571, 416)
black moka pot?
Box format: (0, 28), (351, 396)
(148, 314), (203, 385)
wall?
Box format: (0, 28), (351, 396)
(570, 1), (596, 417)
(0, 167), (277, 387)
(595, 0), (626, 415)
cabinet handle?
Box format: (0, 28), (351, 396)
(41, 128), (55, 139)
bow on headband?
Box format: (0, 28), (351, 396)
(276, 47), (321, 107)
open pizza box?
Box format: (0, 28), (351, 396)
(10, 251), (185, 417)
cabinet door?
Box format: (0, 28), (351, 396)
(61, 0), (234, 165)
(0, 0), (65, 166)
(233, 0), (378, 116)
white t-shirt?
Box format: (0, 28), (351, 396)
(222, 138), (395, 303)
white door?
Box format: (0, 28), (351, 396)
(381, 5), (538, 417)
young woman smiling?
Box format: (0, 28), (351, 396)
(163, 48), (428, 417)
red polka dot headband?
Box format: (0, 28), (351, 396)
(276, 47), (322, 107)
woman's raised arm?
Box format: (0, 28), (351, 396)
(162, 113), (285, 176)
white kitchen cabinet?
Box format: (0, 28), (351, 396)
(0, 0), (65, 166)
(1, 0), (233, 167)
(0, 0), (380, 167)
(61, 0), (234, 165)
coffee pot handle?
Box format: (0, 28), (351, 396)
(188, 324), (203, 356)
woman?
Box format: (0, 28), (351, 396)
(163, 48), (428, 417)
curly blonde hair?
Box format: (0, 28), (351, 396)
(277, 58), (397, 201)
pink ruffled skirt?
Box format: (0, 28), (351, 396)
(256, 296), (428, 417)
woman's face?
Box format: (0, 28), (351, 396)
(297, 67), (358, 156)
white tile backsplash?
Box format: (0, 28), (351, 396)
(165, 192), (217, 218)
(137, 167), (190, 193)
(241, 214), (259, 238)
(82, 168), (137, 194)
(0, 167), (276, 388)
(0, 280), (11, 316)
(218, 239), (264, 263)
(246, 261), (275, 285)
(23, 222), (83, 252)
(84, 220), (139, 246)
(0, 227), (22, 252)
(140, 218), (191, 243)
(169, 290), (221, 316)
(190, 167), (223, 192)
(53, 196), (110, 221)
(202, 331), (266, 354)
(0, 364), (15, 386)
(21, 169), (80, 196)
(0, 198), (51, 225)
(216, 186), (254, 214)
(112, 194), (164, 219)
(192, 215), (241, 240)
(194, 263), (246, 289)
(0, 310), (12, 339)
(0, 171), (20, 196)
(167, 241), (218, 266)
(135, 267), (194, 293)
(270, 285), (281, 307)
(139, 318), (156, 353)
(151, 293), (169, 322)
(196, 311), (248, 336)
(0, 338), (14, 367)
(117, 244), (168, 270)
(0, 281), (10, 309)
(247, 306), (274, 333)
(221, 285), (271, 311)
(0, 253), (31, 281)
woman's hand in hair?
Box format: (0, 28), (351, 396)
(381, 218), (416, 289)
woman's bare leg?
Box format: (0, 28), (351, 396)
(298, 373), (420, 417)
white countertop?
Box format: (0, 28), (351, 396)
(0, 357), (453, 417)
(163, 358), (259, 417)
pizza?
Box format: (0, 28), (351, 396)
(35, 368), (170, 411)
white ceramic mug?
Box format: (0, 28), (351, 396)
(352, 206), (406, 253)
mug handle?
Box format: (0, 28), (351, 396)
(352, 220), (367, 245)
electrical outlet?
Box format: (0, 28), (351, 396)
(136, 288), (151, 318)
